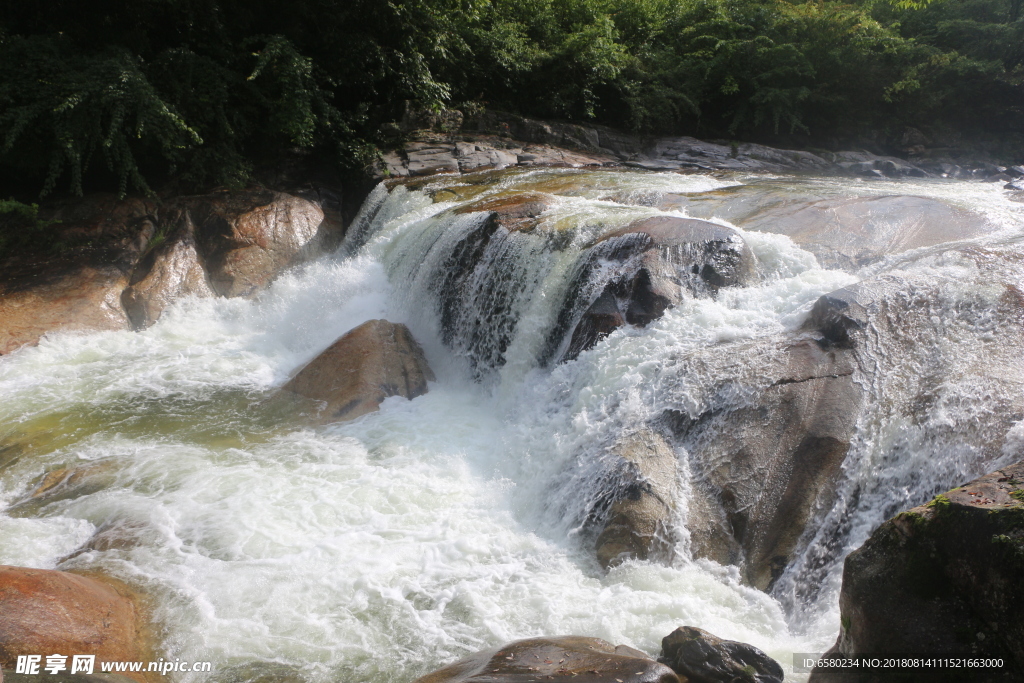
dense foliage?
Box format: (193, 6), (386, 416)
(1, 0), (1021, 197)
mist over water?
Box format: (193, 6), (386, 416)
(2, 169), (1023, 681)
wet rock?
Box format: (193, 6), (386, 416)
(0, 265), (132, 354)
(22, 459), (121, 507)
(800, 286), (871, 349)
(653, 183), (997, 269)
(121, 207), (213, 329)
(558, 217), (754, 362)
(454, 192), (558, 232)
(189, 189), (332, 298)
(595, 429), (680, 569)
(282, 319), (434, 423)
(810, 461), (1024, 683)
(411, 636), (680, 683)
(0, 567), (151, 683)
(669, 340), (863, 589)
(0, 196), (156, 354)
(659, 626), (783, 683)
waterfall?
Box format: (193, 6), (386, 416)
(1, 167), (1022, 682)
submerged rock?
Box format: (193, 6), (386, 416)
(659, 626), (784, 683)
(594, 428), (680, 569)
(411, 636), (679, 683)
(283, 320), (434, 423)
(454, 192), (558, 232)
(0, 567), (151, 683)
(810, 461), (1024, 682)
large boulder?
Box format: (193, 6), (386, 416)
(411, 636), (680, 683)
(670, 340), (863, 589)
(594, 429), (680, 569)
(120, 207), (213, 329)
(556, 216), (754, 362)
(283, 320), (434, 423)
(0, 196), (155, 354)
(810, 461), (1024, 683)
(189, 189), (334, 298)
(0, 567), (151, 683)
(651, 183), (997, 270)
(659, 626), (784, 683)
(0, 265), (133, 354)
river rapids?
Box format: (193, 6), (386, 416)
(2, 169), (1023, 682)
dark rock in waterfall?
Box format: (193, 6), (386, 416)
(809, 461), (1024, 683)
(556, 216), (754, 363)
(411, 636), (680, 683)
(594, 428), (680, 569)
(800, 286), (872, 349)
(282, 319), (434, 423)
(668, 340), (864, 589)
(659, 626), (784, 683)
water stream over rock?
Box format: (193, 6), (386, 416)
(2, 169), (1022, 682)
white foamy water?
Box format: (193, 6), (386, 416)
(2, 169), (1023, 682)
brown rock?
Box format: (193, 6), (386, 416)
(121, 208), (213, 329)
(0, 567), (151, 683)
(283, 320), (434, 422)
(454, 192), (557, 232)
(0, 195), (157, 354)
(412, 636), (679, 683)
(0, 265), (132, 354)
(595, 429), (680, 569)
(190, 190), (329, 297)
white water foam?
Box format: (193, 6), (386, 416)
(1, 169), (1022, 681)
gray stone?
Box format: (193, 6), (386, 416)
(659, 626), (783, 683)
(595, 429), (680, 569)
(559, 217), (754, 362)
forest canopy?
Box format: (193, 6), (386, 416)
(1, 0), (1021, 197)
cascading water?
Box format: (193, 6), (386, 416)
(1, 168), (1023, 682)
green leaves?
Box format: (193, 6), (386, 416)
(0, 37), (200, 197)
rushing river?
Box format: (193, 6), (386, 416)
(2, 169), (1023, 682)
